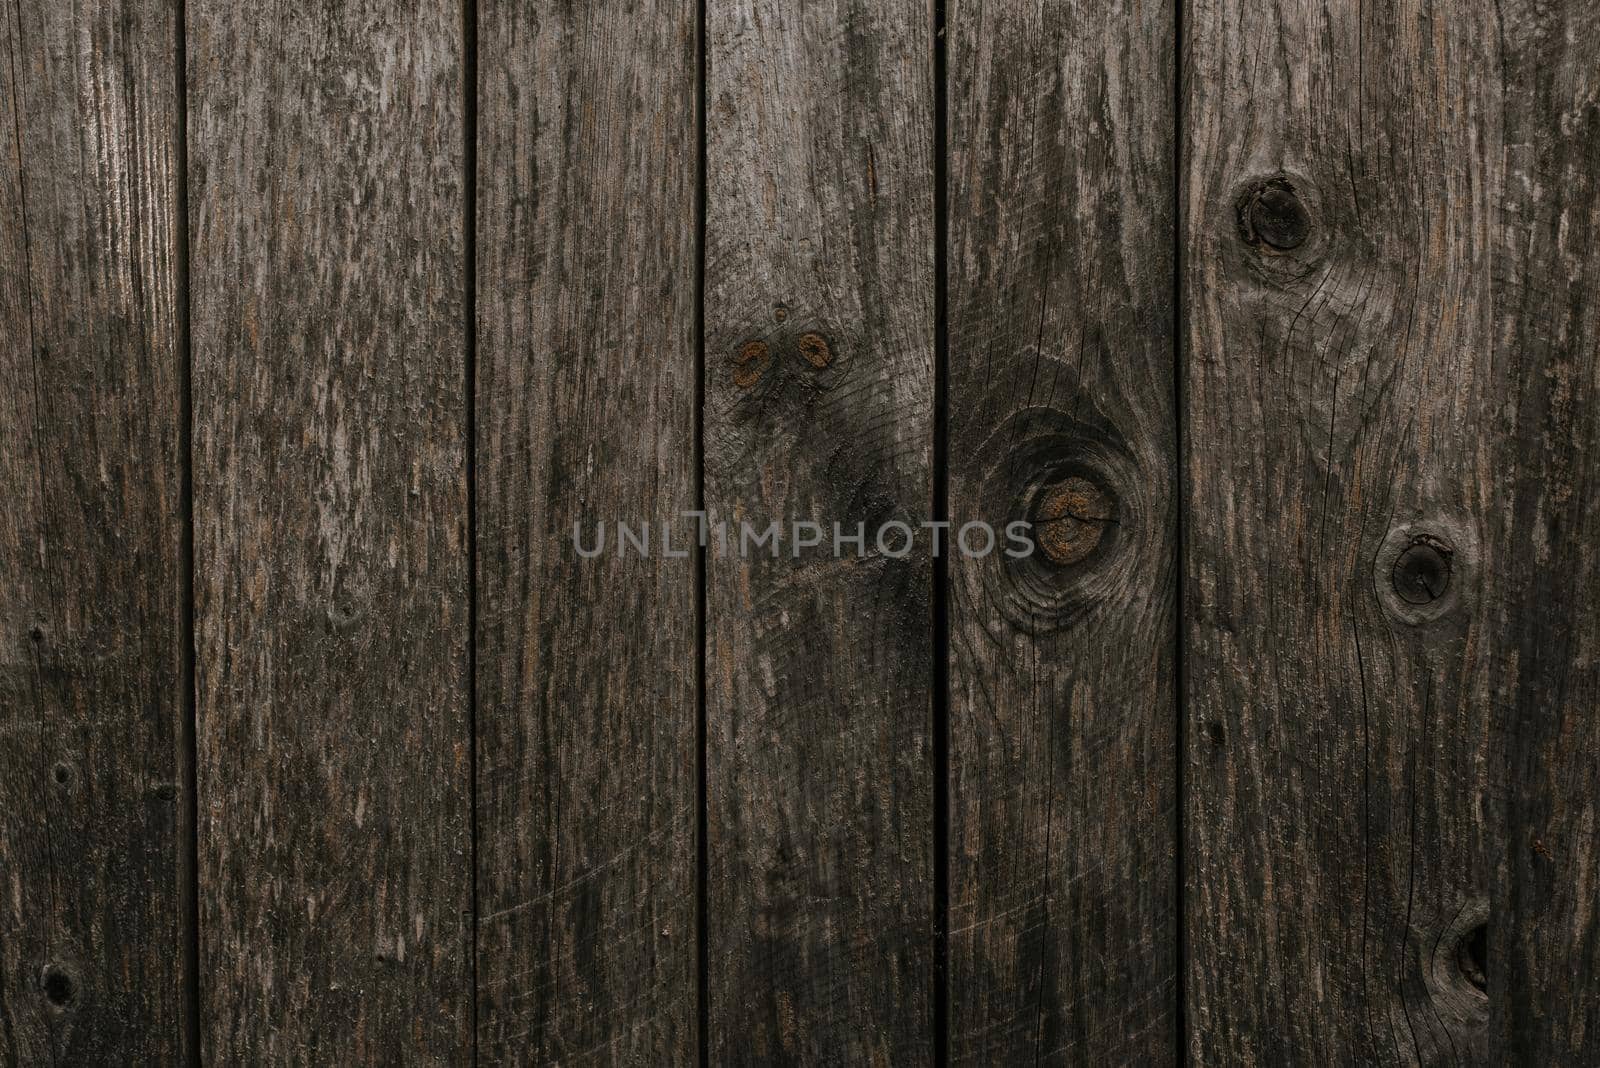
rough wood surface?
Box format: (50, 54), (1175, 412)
(1493, 2), (1600, 1060)
(944, 0), (1178, 1061)
(0, 0), (189, 1060)
(703, 0), (936, 1060)
(188, 2), (471, 1060)
(1183, 0), (1505, 1060)
(474, 2), (700, 1062)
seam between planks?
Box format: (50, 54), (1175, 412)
(174, 0), (202, 1060)
(1173, 0), (1187, 1062)
(463, 0), (480, 1061)
(694, 0), (710, 1063)
(932, 0), (951, 1063)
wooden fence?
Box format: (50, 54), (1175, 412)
(2, 0), (1596, 1063)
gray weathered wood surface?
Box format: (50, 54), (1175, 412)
(702, 0), (936, 1061)
(474, 0), (700, 1062)
(1492, 2), (1600, 1061)
(945, 0), (1179, 1060)
(0, 0), (1596, 1062)
(1183, 0), (1497, 1059)
(188, 1), (471, 1060)
(1183, 0), (1596, 1062)
(0, 0), (189, 1061)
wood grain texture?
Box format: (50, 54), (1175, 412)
(474, 2), (699, 1063)
(188, 2), (470, 1060)
(1183, 0), (1505, 1060)
(1493, 1), (1600, 1060)
(703, 0), (935, 1060)
(944, 0), (1178, 1061)
(0, 0), (189, 1060)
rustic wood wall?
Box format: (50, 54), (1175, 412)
(0, 0), (1596, 1064)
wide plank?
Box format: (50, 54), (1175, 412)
(703, 0), (937, 1060)
(945, 0), (1179, 1061)
(188, 2), (471, 1059)
(0, 0), (189, 1060)
(1184, 0), (1502, 1059)
(1492, 1), (1600, 1060)
(474, 1), (700, 1062)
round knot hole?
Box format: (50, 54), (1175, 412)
(52, 764), (71, 786)
(1034, 476), (1114, 567)
(41, 965), (74, 1007)
(733, 340), (770, 388)
(1459, 923), (1487, 994)
(1392, 536), (1453, 605)
(797, 332), (833, 369)
(1243, 180), (1311, 251)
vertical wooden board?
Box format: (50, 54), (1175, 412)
(944, 0), (1178, 1061)
(188, 2), (469, 1060)
(474, 2), (699, 1063)
(703, 0), (935, 1060)
(1184, 0), (1504, 1060)
(1493, 2), (1600, 1059)
(0, 0), (188, 1061)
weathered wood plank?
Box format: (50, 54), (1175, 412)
(474, 2), (700, 1063)
(1184, 0), (1504, 1060)
(703, 0), (936, 1060)
(188, 2), (470, 1059)
(944, 0), (1178, 1061)
(1493, 2), (1600, 1060)
(0, 0), (189, 1060)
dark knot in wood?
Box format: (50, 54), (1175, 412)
(1391, 536), (1453, 605)
(1033, 476), (1114, 567)
(41, 964), (75, 1007)
(797, 332), (833, 369)
(733, 340), (770, 388)
(1242, 179), (1311, 250)
(1459, 923), (1488, 995)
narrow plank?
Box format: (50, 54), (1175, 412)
(1184, 0), (1502, 1059)
(474, 2), (699, 1062)
(188, 2), (470, 1059)
(0, 0), (189, 1060)
(944, 0), (1178, 1060)
(1493, 2), (1600, 1059)
(703, 0), (936, 1060)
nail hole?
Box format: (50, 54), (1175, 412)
(1459, 924), (1487, 994)
(41, 965), (74, 1007)
(1206, 721), (1226, 747)
(1392, 536), (1453, 605)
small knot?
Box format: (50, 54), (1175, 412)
(796, 332), (832, 369)
(52, 764), (71, 787)
(1242, 179), (1311, 251)
(1033, 476), (1114, 566)
(41, 964), (75, 1007)
(1392, 536), (1453, 605)
(1458, 924), (1487, 994)
(733, 340), (770, 388)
